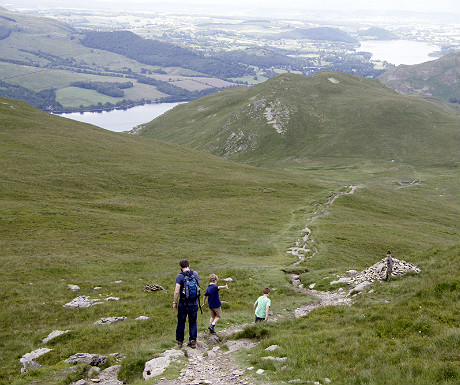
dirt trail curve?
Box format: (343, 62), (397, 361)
(146, 186), (362, 385)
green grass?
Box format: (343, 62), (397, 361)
(0, 97), (330, 384)
(1, 94), (459, 385)
(239, 245), (460, 385)
(139, 72), (460, 169)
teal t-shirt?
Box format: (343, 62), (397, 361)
(254, 295), (271, 318)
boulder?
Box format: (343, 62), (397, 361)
(109, 353), (126, 363)
(143, 349), (184, 380)
(42, 330), (71, 344)
(20, 348), (52, 373)
(98, 365), (123, 385)
(93, 317), (126, 326)
(68, 284), (80, 292)
(65, 353), (108, 366)
(261, 356), (288, 363)
(353, 281), (372, 292)
(63, 296), (101, 308)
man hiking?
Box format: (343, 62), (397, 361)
(385, 251), (394, 282)
(173, 259), (200, 348)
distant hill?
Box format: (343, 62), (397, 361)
(0, 8), (243, 111)
(378, 52), (460, 104)
(279, 27), (358, 44)
(358, 27), (398, 40)
(137, 71), (460, 168)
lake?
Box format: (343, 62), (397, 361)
(359, 40), (440, 66)
(56, 102), (183, 132)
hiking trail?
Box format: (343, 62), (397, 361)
(78, 186), (361, 385)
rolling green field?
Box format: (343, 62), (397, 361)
(0, 8), (235, 110)
(1, 94), (459, 385)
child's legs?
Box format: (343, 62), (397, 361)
(208, 308), (215, 325)
(211, 308), (222, 324)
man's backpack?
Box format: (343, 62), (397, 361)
(181, 271), (200, 300)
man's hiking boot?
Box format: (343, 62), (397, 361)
(177, 341), (183, 349)
(208, 324), (216, 334)
(187, 341), (197, 349)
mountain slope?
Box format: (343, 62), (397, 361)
(358, 27), (398, 40)
(1, 96), (332, 382)
(279, 27), (358, 43)
(378, 52), (460, 103)
(1, 98), (459, 385)
(137, 71), (460, 167)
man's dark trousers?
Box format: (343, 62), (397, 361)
(176, 304), (198, 343)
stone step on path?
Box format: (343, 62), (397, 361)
(153, 332), (258, 385)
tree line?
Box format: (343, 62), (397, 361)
(70, 81), (134, 98)
(80, 31), (251, 79)
(0, 80), (62, 111)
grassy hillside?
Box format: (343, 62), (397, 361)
(0, 96), (332, 384)
(1, 96), (459, 385)
(138, 71), (460, 169)
(378, 52), (460, 104)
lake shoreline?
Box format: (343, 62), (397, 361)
(54, 101), (184, 132)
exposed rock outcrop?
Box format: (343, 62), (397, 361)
(65, 353), (108, 366)
(20, 348), (52, 373)
(42, 330), (71, 344)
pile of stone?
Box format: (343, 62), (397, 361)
(142, 284), (164, 292)
(350, 258), (421, 286)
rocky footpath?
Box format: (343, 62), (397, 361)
(150, 333), (259, 385)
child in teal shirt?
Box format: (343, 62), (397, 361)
(253, 287), (271, 322)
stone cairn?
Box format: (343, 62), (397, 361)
(142, 284), (165, 292)
(350, 258), (421, 286)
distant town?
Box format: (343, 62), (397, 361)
(14, 7), (460, 81)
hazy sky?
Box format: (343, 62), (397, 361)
(4, 0), (460, 18)
(4, 0), (459, 12)
(111, 0), (460, 13)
